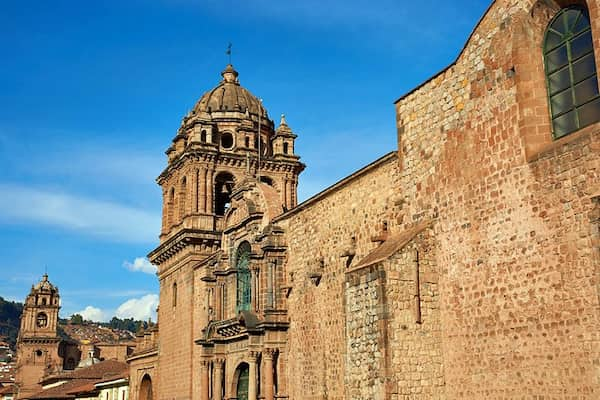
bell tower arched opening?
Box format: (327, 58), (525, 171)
(215, 172), (235, 216)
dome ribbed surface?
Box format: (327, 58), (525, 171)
(192, 64), (267, 118)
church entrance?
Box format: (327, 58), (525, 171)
(236, 363), (249, 400)
(139, 374), (153, 400)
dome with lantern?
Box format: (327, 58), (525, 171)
(191, 64), (269, 122)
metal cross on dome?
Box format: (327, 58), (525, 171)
(226, 43), (232, 64)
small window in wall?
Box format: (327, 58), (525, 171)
(236, 242), (252, 313)
(245, 137), (250, 148)
(283, 142), (289, 154)
(35, 350), (43, 357)
(259, 176), (274, 187)
(544, 5), (600, 138)
(201, 130), (207, 142)
(41, 298), (47, 305)
(172, 282), (177, 308)
(221, 132), (234, 149)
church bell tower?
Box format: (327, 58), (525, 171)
(15, 274), (63, 399)
(147, 64), (304, 399)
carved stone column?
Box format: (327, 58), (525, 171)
(292, 177), (298, 207)
(206, 169), (214, 214)
(263, 348), (276, 400)
(200, 360), (210, 400)
(193, 168), (199, 213)
(199, 167), (207, 213)
(285, 178), (292, 209)
(248, 351), (259, 400)
(213, 358), (225, 400)
(283, 179), (289, 209)
(250, 266), (259, 312)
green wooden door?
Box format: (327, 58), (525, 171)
(236, 366), (249, 400)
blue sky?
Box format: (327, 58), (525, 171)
(0, 0), (491, 321)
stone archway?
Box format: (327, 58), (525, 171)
(139, 374), (153, 400)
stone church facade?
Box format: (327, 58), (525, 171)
(129, 0), (600, 399)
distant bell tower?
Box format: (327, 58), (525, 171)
(15, 274), (63, 399)
(147, 64), (304, 399)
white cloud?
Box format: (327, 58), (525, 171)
(123, 257), (157, 274)
(76, 306), (108, 322)
(115, 294), (159, 321)
(0, 184), (160, 244)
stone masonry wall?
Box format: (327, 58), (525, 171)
(385, 233), (444, 399)
(278, 153), (400, 400)
(395, 0), (600, 397)
(157, 257), (195, 400)
(345, 266), (386, 400)
(343, 228), (445, 400)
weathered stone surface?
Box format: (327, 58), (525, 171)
(128, 1), (600, 399)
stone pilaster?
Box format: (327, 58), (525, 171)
(199, 167), (207, 213)
(213, 358), (225, 400)
(248, 351), (260, 400)
(263, 348), (277, 400)
(200, 360), (210, 400)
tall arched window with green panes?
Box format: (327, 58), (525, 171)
(544, 5), (600, 139)
(236, 242), (252, 313)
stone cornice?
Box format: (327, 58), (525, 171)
(157, 149), (305, 184)
(148, 229), (221, 266)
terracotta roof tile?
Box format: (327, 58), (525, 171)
(30, 360), (128, 399)
(28, 379), (98, 399)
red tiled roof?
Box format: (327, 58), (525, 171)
(42, 360), (128, 383)
(29, 360), (128, 399)
(28, 379), (98, 399)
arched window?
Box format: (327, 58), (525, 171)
(235, 363), (249, 400)
(283, 142), (289, 154)
(201, 130), (207, 142)
(236, 242), (252, 313)
(172, 282), (177, 308)
(544, 5), (600, 139)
